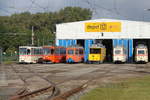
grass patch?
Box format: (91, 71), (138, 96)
(80, 76), (150, 100)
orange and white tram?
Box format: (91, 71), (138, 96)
(135, 44), (148, 63)
(19, 46), (43, 64)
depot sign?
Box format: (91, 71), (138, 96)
(85, 22), (121, 32)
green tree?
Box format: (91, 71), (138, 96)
(0, 7), (92, 52)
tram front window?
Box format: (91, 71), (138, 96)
(79, 49), (83, 55)
(138, 50), (145, 54)
(68, 50), (74, 55)
(19, 48), (27, 55)
(90, 48), (101, 54)
(115, 50), (121, 54)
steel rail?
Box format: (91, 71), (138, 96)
(10, 86), (54, 100)
(21, 64), (60, 98)
(9, 64), (60, 100)
(49, 83), (88, 100)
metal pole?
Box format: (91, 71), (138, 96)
(31, 26), (34, 46)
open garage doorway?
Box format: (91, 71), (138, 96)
(77, 39), (85, 48)
(102, 39), (113, 63)
(133, 39), (150, 62)
(94, 39), (113, 62)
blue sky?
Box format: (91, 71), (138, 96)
(1, 0), (150, 21)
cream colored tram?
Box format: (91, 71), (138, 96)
(113, 46), (127, 63)
(135, 44), (148, 63)
(19, 46), (43, 63)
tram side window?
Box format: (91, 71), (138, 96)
(43, 48), (50, 55)
(79, 49), (83, 55)
(19, 48), (27, 55)
(63, 48), (66, 54)
(60, 48), (63, 54)
(60, 48), (66, 54)
(33, 49), (37, 55)
(33, 49), (35, 55)
(39, 49), (43, 55)
(40, 49), (43, 54)
(90, 48), (101, 54)
(55, 48), (60, 54)
(33, 48), (43, 55)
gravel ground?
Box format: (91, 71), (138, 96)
(0, 63), (150, 99)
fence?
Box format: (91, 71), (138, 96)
(3, 53), (18, 63)
(0, 48), (18, 63)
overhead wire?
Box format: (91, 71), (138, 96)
(112, 0), (132, 19)
(0, 7), (11, 14)
(84, 0), (118, 18)
(113, 0), (120, 16)
(0, 0), (141, 21)
(30, 0), (47, 12)
(8, 0), (50, 13)
(84, 0), (137, 20)
(84, 0), (98, 17)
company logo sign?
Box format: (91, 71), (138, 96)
(85, 22), (121, 32)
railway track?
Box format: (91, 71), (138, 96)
(9, 63), (131, 100)
(9, 64), (60, 100)
(9, 63), (93, 100)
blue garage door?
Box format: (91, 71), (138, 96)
(84, 40), (94, 62)
(57, 40), (77, 47)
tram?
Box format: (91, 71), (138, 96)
(135, 44), (148, 63)
(42, 46), (66, 63)
(66, 46), (84, 63)
(42, 46), (54, 63)
(88, 43), (106, 64)
(113, 46), (127, 63)
(19, 46), (43, 64)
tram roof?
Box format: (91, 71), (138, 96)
(136, 44), (147, 48)
(90, 44), (105, 48)
(67, 45), (84, 48)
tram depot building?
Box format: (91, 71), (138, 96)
(55, 19), (150, 62)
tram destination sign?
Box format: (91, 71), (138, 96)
(85, 22), (121, 32)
